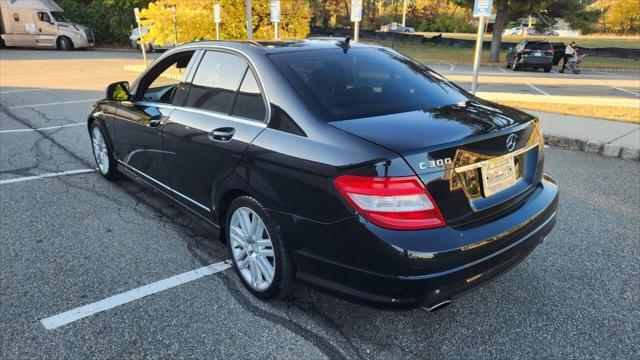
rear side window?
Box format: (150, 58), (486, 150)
(232, 70), (266, 121)
(270, 48), (467, 121)
(187, 51), (248, 114)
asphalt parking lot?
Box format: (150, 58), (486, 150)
(1, 49), (639, 359)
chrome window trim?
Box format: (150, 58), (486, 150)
(454, 143), (539, 174)
(173, 106), (268, 128)
(137, 43), (272, 125)
(133, 101), (176, 111)
(117, 160), (210, 212)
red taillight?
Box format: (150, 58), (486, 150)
(333, 175), (446, 230)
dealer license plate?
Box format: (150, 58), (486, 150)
(481, 156), (517, 197)
(534, 51), (542, 56)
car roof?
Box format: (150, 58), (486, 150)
(172, 38), (382, 55)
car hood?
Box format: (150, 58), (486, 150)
(58, 22), (90, 31)
(328, 99), (535, 156)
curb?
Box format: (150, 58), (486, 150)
(91, 47), (139, 53)
(544, 135), (640, 161)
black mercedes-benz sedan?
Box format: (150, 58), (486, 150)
(87, 39), (558, 309)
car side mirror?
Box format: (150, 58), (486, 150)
(106, 81), (130, 101)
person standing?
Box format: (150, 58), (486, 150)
(560, 42), (577, 73)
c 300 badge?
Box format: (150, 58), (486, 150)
(419, 158), (452, 170)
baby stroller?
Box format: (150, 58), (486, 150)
(565, 54), (586, 74)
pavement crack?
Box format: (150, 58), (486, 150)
(216, 272), (348, 360)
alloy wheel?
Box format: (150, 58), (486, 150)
(91, 127), (110, 175)
(229, 207), (276, 291)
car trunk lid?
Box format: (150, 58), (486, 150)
(329, 100), (545, 227)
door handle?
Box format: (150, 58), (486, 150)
(209, 127), (235, 142)
(148, 118), (162, 127)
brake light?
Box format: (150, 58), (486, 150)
(333, 175), (446, 230)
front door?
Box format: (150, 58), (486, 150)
(35, 11), (57, 47)
(114, 50), (197, 188)
(163, 50), (268, 218)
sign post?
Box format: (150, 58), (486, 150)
(133, 8), (148, 68)
(351, 0), (362, 42)
(470, 0), (493, 94)
(401, 0), (407, 27)
(213, 4), (221, 40)
(245, 0), (253, 40)
(270, 1), (280, 40)
(171, 5), (178, 46)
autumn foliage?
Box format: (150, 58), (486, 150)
(138, 0), (311, 45)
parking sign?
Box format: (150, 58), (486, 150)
(351, 0), (362, 22)
(473, 0), (493, 17)
(270, 1), (281, 23)
(214, 4), (221, 23)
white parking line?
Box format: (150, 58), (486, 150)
(8, 99), (99, 109)
(592, 70), (628, 78)
(449, 64), (456, 71)
(611, 86), (640, 97)
(526, 83), (550, 96)
(497, 66), (508, 74)
(0, 169), (96, 185)
(40, 261), (232, 330)
(0, 122), (84, 134)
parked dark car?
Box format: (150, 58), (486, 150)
(506, 39), (554, 72)
(88, 40), (558, 309)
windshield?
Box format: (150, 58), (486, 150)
(50, 12), (69, 22)
(270, 47), (468, 121)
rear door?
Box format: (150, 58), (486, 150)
(163, 49), (268, 217)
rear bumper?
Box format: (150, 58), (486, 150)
(270, 177), (559, 307)
(519, 56), (553, 67)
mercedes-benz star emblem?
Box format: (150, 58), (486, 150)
(506, 134), (518, 151)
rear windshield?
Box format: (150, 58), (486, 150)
(270, 47), (468, 121)
(527, 42), (552, 50)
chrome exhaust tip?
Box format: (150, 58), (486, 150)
(422, 299), (452, 312)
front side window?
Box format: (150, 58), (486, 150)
(186, 51), (248, 114)
(37, 12), (51, 23)
(138, 51), (195, 104)
(270, 48), (467, 121)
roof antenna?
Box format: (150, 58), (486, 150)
(337, 35), (351, 53)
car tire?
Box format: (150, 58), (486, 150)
(226, 196), (294, 300)
(57, 36), (73, 51)
(544, 67), (552, 73)
(90, 122), (119, 180)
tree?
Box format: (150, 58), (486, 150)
(138, 0), (311, 45)
(593, 0), (640, 34)
(57, 0), (152, 44)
